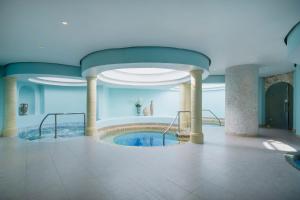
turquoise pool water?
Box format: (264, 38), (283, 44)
(295, 159), (300, 167)
(113, 131), (179, 147)
(285, 153), (300, 171)
(19, 125), (84, 140)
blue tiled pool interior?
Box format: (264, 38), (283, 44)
(295, 159), (300, 167)
(19, 125), (85, 140)
(113, 131), (179, 146)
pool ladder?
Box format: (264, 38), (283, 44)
(163, 110), (190, 146)
(202, 109), (222, 126)
(39, 113), (86, 138)
(162, 109), (222, 145)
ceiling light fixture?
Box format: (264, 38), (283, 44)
(61, 21), (68, 25)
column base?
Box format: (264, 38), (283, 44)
(226, 132), (257, 137)
(2, 128), (18, 137)
(190, 132), (204, 144)
(86, 127), (97, 136)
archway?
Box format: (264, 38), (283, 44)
(265, 82), (293, 130)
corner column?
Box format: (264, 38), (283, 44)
(86, 76), (97, 136)
(3, 77), (17, 137)
(225, 65), (259, 136)
(190, 70), (204, 144)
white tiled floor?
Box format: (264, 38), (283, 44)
(1, 125), (300, 200)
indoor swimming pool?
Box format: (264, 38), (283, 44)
(113, 131), (179, 147)
(18, 124), (85, 140)
(285, 152), (300, 171)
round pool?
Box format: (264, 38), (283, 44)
(113, 131), (179, 147)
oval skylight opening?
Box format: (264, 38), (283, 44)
(98, 68), (190, 86)
(38, 77), (86, 83)
(116, 68), (175, 75)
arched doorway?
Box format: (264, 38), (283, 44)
(265, 82), (293, 130)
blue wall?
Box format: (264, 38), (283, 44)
(0, 67), (4, 134)
(97, 86), (109, 120)
(202, 88), (225, 118)
(12, 81), (226, 130)
(105, 86), (225, 119)
(43, 86), (86, 113)
(19, 85), (36, 115)
(294, 65), (300, 136)
(105, 88), (180, 118)
(16, 82), (87, 128)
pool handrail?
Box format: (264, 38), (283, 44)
(202, 109), (222, 126)
(162, 109), (222, 145)
(163, 110), (191, 146)
(39, 112), (86, 138)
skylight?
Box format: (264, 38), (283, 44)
(116, 68), (175, 75)
(38, 77), (86, 83)
(98, 68), (190, 86)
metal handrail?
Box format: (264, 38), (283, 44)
(202, 109), (222, 126)
(163, 111), (191, 146)
(39, 112), (86, 138)
(162, 109), (221, 145)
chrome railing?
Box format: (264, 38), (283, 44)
(163, 110), (191, 146)
(202, 109), (222, 126)
(39, 113), (86, 138)
(162, 109), (222, 145)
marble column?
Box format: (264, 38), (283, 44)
(86, 76), (97, 136)
(225, 65), (259, 136)
(179, 82), (191, 132)
(3, 77), (17, 137)
(190, 70), (204, 144)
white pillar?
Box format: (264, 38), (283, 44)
(3, 77), (17, 137)
(180, 83), (191, 132)
(86, 76), (97, 136)
(190, 70), (203, 144)
(225, 65), (259, 136)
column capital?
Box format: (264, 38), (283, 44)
(86, 76), (97, 81)
(190, 69), (203, 77)
(3, 76), (17, 81)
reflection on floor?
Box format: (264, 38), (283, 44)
(0, 126), (299, 200)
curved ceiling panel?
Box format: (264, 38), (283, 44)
(5, 62), (81, 77)
(81, 46), (211, 76)
(285, 21), (300, 64)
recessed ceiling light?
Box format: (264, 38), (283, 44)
(61, 21), (68, 25)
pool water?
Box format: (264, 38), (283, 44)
(295, 159), (300, 167)
(285, 153), (300, 171)
(19, 125), (84, 140)
(113, 131), (179, 147)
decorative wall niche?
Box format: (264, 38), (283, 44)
(19, 86), (35, 115)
